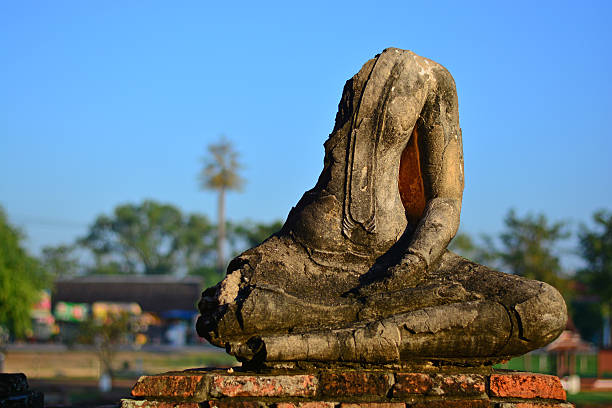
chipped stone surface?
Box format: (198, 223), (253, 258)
(489, 373), (566, 400)
(209, 374), (317, 398)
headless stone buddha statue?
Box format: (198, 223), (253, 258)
(196, 48), (567, 366)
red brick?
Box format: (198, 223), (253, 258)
(411, 401), (490, 408)
(209, 374), (317, 398)
(393, 373), (485, 397)
(393, 373), (432, 395)
(131, 374), (208, 399)
(276, 403), (336, 408)
(340, 403), (404, 408)
(121, 400), (200, 408)
(430, 374), (486, 397)
(489, 373), (566, 400)
(207, 401), (263, 408)
(320, 372), (392, 397)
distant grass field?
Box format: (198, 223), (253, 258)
(568, 391), (612, 406)
(4, 348), (237, 379)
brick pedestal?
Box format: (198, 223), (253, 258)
(121, 368), (573, 408)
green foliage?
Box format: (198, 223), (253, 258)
(198, 137), (245, 273)
(79, 200), (215, 277)
(449, 232), (494, 264)
(230, 219), (283, 249)
(188, 265), (223, 288)
(198, 137), (245, 192)
(575, 209), (612, 345)
(495, 209), (571, 296)
(571, 299), (603, 344)
(450, 210), (571, 298)
(188, 219), (284, 286)
(40, 244), (79, 278)
(78, 311), (134, 377)
(0, 208), (49, 338)
(578, 210), (612, 299)
(180, 213), (216, 272)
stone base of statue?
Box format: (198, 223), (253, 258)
(0, 373), (44, 408)
(121, 367), (573, 408)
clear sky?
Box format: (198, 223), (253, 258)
(1, 1), (611, 268)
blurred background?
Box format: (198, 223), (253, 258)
(1, 1), (611, 406)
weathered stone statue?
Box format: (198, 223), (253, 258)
(196, 48), (567, 366)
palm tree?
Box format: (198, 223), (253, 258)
(199, 136), (245, 275)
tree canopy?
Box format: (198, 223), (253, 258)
(78, 200), (215, 276)
(40, 199), (283, 286)
(199, 137), (245, 273)
(230, 219), (283, 249)
(450, 209), (571, 298)
(40, 244), (79, 278)
(199, 137), (245, 192)
(496, 209), (570, 294)
(578, 210), (612, 300)
(0, 208), (48, 338)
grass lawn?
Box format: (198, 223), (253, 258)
(568, 391), (612, 407)
(4, 348), (237, 380)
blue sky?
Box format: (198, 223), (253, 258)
(1, 1), (611, 268)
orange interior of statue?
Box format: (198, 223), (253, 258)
(398, 126), (426, 224)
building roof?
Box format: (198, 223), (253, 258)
(545, 330), (594, 353)
(53, 275), (204, 315)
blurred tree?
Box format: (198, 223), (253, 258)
(188, 265), (220, 288)
(577, 209), (612, 345)
(199, 137), (244, 275)
(78, 311), (134, 384)
(578, 210), (612, 299)
(452, 211), (571, 298)
(230, 219), (283, 249)
(180, 213), (216, 273)
(449, 231), (495, 265)
(79, 200), (214, 276)
(0, 208), (49, 338)
(40, 244), (79, 278)
(493, 209), (572, 298)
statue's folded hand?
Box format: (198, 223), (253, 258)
(383, 252), (427, 291)
(353, 253), (426, 298)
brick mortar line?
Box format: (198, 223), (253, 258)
(488, 396), (572, 403)
(126, 395), (499, 404)
(124, 399), (574, 408)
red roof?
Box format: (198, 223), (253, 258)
(546, 330), (593, 352)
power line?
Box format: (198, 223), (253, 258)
(10, 214), (89, 230)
